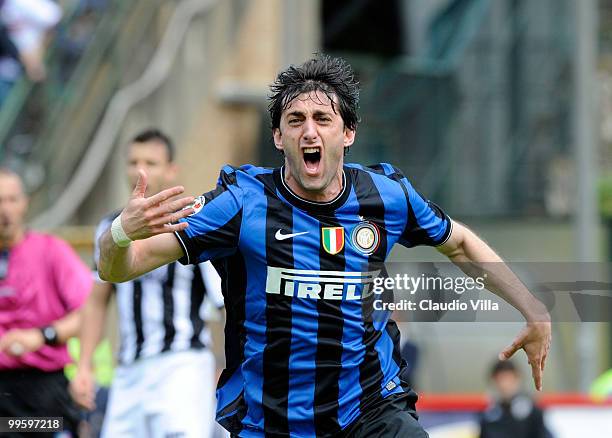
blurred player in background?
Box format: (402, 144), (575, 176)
(0, 168), (91, 436)
(95, 55), (551, 437)
(0, 0), (63, 92)
(70, 130), (224, 438)
(480, 360), (553, 438)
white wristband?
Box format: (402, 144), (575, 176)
(111, 215), (132, 247)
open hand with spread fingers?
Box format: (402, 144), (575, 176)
(499, 320), (552, 391)
(120, 169), (195, 241)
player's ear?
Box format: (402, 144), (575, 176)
(273, 128), (284, 152)
(343, 127), (355, 148)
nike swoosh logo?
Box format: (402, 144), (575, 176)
(275, 230), (309, 240)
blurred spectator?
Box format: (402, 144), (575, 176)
(70, 129), (224, 438)
(0, 0), (62, 101)
(480, 360), (553, 438)
(0, 167), (92, 437)
(0, 21), (20, 102)
(0, 22), (19, 99)
(55, 0), (110, 83)
(0, 21), (18, 64)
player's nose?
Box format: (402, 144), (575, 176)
(301, 118), (319, 142)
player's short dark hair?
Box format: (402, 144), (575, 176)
(268, 54), (360, 131)
(130, 129), (175, 162)
(490, 359), (518, 378)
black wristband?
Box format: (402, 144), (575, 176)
(40, 326), (59, 346)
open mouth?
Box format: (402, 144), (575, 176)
(303, 147), (321, 174)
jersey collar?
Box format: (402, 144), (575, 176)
(274, 166), (352, 214)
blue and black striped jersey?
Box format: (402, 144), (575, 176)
(175, 163), (452, 438)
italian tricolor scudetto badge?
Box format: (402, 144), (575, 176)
(321, 227), (345, 255)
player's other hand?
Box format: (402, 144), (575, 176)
(70, 366), (96, 410)
(499, 320), (552, 391)
(120, 169), (195, 240)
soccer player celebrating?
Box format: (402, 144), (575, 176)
(97, 55), (551, 438)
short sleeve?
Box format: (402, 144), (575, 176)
(394, 168), (452, 248)
(174, 166), (244, 265)
(198, 261), (224, 309)
(50, 237), (92, 311)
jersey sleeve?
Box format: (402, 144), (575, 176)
(394, 168), (452, 248)
(198, 261), (224, 309)
(174, 166), (244, 265)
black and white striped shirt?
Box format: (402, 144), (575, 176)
(94, 211), (224, 365)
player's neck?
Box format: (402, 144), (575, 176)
(283, 168), (344, 203)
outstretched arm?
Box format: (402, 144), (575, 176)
(98, 169), (194, 282)
(437, 220), (552, 391)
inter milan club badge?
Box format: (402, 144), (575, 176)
(321, 227), (344, 255)
(351, 222), (380, 255)
(187, 195), (205, 216)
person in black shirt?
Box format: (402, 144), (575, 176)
(480, 360), (553, 438)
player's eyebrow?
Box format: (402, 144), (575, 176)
(286, 110), (305, 119)
(312, 109), (333, 117)
(286, 109), (334, 119)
